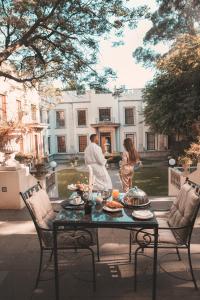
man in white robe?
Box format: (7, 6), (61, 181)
(84, 134), (112, 191)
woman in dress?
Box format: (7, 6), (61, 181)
(120, 138), (140, 192)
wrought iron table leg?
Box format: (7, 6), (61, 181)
(152, 226), (158, 300)
(53, 224), (59, 300)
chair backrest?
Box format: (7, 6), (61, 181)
(168, 179), (200, 244)
(20, 182), (56, 247)
(88, 165), (95, 191)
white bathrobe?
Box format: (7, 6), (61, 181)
(84, 142), (112, 191)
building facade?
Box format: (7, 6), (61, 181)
(47, 89), (168, 159)
(0, 78), (47, 157)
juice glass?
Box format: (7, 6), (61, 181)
(112, 189), (119, 200)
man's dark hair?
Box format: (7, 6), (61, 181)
(90, 134), (97, 142)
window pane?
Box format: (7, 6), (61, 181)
(125, 108), (134, 125)
(99, 108), (111, 121)
(78, 110), (86, 126)
(0, 95), (7, 121)
(16, 100), (22, 121)
(57, 136), (66, 152)
(31, 104), (37, 121)
(56, 111), (65, 127)
(48, 136), (51, 154)
(79, 135), (87, 152)
(147, 133), (155, 150)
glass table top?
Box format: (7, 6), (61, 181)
(54, 193), (158, 228)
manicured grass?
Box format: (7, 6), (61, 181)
(57, 165), (168, 198)
(134, 166), (168, 196)
(57, 168), (88, 198)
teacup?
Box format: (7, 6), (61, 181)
(73, 196), (82, 205)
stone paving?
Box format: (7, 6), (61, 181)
(0, 167), (200, 300)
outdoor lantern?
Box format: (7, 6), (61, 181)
(169, 158), (176, 167)
(50, 160), (57, 171)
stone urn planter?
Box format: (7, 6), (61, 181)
(34, 163), (48, 179)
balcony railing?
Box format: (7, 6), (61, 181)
(168, 166), (197, 196)
(95, 117), (116, 123)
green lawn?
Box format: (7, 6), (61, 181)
(57, 165), (168, 198)
(134, 166), (168, 196)
(57, 169), (88, 198)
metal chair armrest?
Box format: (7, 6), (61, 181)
(159, 224), (192, 230)
(153, 209), (170, 212)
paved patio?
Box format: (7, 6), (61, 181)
(0, 196), (200, 300)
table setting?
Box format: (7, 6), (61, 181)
(63, 183), (153, 221)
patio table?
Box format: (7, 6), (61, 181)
(53, 194), (158, 300)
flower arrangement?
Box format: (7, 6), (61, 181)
(75, 173), (89, 192)
(178, 155), (192, 166)
(70, 155), (79, 167)
(186, 137), (200, 163)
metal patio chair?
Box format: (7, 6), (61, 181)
(129, 178), (200, 290)
(20, 182), (99, 291)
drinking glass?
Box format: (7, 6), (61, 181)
(112, 189), (119, 200)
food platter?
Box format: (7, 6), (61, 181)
(122, 187), (150, 208)
(103, 206), (122, 213)
(122, 197), (150, 208)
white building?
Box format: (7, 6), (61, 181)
(47, 89), (168, 160)
(0, 78), (47, 157)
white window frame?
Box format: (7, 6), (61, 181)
(123, 106), (135, 126)
(55, 110), (66, 128)
(77, 134), (88, 153)
(56, 135), (67, 153)
(146, 132), (156, 151)
(98, 107), (112, 122)
(76, 108), (88, 127)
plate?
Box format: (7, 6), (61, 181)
(103, 206), (122, 213)
(122, 198), (150, 208)
(67, 184), (77, 191)
(69, 199), (84, 206)
(132, 210), (153, 220)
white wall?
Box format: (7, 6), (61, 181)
(47, 88), (168, 155)
(0, 78), (46, 156)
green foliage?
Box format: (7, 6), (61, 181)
(143, 34), (200, 137)
(134, 0), (200, 66)
(0, 0), (146, 87)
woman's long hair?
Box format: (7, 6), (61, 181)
(123, 138), (139, 163)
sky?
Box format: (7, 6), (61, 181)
(97, 0), (169, 90)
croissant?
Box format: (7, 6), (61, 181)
(106, 200), (123, 209)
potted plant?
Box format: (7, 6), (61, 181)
(70, 157), (75, 168)
(74, 155), (79, 167)
(178, 155), (192, 176)
(15, 152), (33, 165)
(33, 157), (48, 178)
(186, 137), (200, 166)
